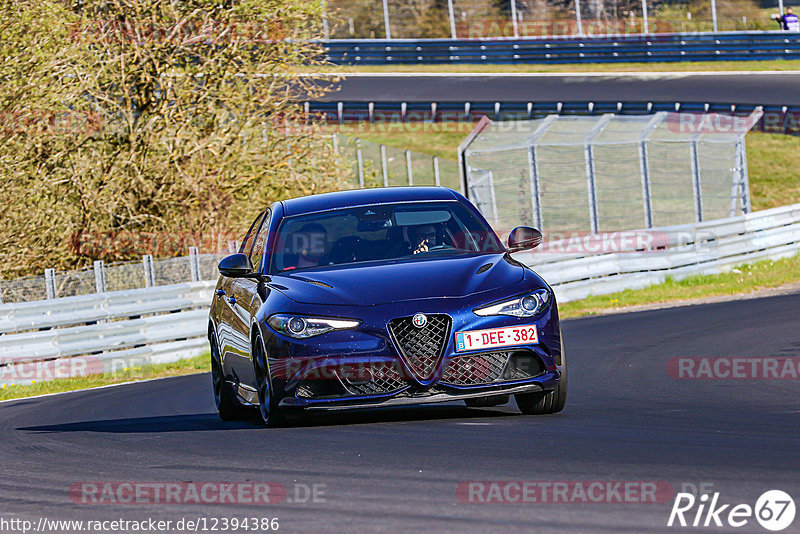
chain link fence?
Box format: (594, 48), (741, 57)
(461, 110), (761, 235)
(0, 251), (230, 304)
(324, 0), (790, 40)
(334, 135), (461, 191)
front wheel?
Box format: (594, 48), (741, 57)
(515, 354), (567, 415)
(211, 333), (251, 421)
(253, 335), (287, 427)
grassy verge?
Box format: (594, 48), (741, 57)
(320, 59), (800, 74)
(559, 254), (800, 319)
(0, 354), (210, 402)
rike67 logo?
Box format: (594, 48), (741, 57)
(668, 489), (796, 531)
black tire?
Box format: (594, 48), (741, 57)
(465, 394), (509, 408)
(515, 353), (567, 415)
(252, 335), (287, 427)
(210, 333), (251, 421)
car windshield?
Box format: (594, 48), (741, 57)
(271, 201), (503, 273)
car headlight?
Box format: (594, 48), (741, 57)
(267, 314), (360, 339)
(474, 289), (551, 318)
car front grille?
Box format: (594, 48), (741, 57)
(388, 314), (451, 381)
(440, 352), (509, 385)
(440, 350), (546, 386)
(296, 361), (408, 399)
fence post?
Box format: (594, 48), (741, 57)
(93, 260), (107, 293)
(356, 138), (365, 188)
(143, 255), (155, 288)
(447, 0), (457, 38)
(711, 0), (718, 32)
(689, 139), (703, 222)
(332, 133), (339, 154)
(433, 156), (441, 186)
(380, 144), (389, 187)
(382, 0), (391, 39)
(45, 268), (57, 300)
(638, 112), (666, 228)
(583, 114), (612, 234)
(525, 115), (557, 230)
(405, 150), (413, 186)
(642, 0), (649, 34)
(510, 0), (519, 37)
(738, 138), (751, 214)
(575, 0), (584, 35)
(189, 247), (201, 282)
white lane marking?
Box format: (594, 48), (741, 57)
(0, 374), (202, 405)
(456, 422), (495, 425)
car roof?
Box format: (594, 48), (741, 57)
(280, 187), (459, 217)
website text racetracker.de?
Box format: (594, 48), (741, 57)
(457, 481), (674, 504)
(0, 516), (280, 534)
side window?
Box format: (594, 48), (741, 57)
(249, 210), (272, 272)
(240, 211), (266, 257)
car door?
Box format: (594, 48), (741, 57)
(227, 209), (271, 389)
(219, 210), (266, 378)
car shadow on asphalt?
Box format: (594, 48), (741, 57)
(17, 405), (520, 433)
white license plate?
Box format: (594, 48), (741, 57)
(454, 325), (538, 352)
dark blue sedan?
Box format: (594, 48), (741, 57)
(209, 187), (565, 426)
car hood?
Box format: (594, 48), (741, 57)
(270, 253), (524, 306)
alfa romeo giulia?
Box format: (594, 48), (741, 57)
(208, 187), (565, 426)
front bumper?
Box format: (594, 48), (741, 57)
(257, 291), (563, 411)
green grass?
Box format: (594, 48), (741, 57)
(746, 131), (800, 211)
(559, 253), (800, 319)
(320, 59), (800, 74)
(0, 353), (210, 401)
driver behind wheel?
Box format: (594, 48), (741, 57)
(411, 224), (438, 255)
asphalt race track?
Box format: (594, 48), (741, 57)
(2, 292), (800, 532)
(319, 72), (800, 106)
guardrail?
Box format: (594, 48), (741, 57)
(0, 281), (214, 385)
(2, 203), (799, 385)
(517, 203), (800, 302)
(324, 31), (800, 64)
(307, 100), (800, 136)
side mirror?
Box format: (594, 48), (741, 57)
(507, 226), (543, 252)
(218, 253), (255, 278)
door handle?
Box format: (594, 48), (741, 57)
(227, 296), (237, 305)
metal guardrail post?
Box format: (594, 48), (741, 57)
(405, 150), (413, 186)
(380, 144), (389, 187)
(45, 268), (57, 300)
(638, 112), (667, 228)
(447, 0), (456, 39)
(487, 171), (499, 225)
(711, 0), (718, 33)
(93, 260), (107, 293)
(189, 247), (201, 283)
(642, 0), (649, 34)
(510, 0), (519, 38)
(526, 115), (557, 230)
(143, 255), (155, 288)
(738, 137), (751, 214)
(381, 0), (391, 39)
(689, 139), (703, 222)
(356, 139), (365, 188)
(433, 156), (441, 186)
(583, 114), (613, 233)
